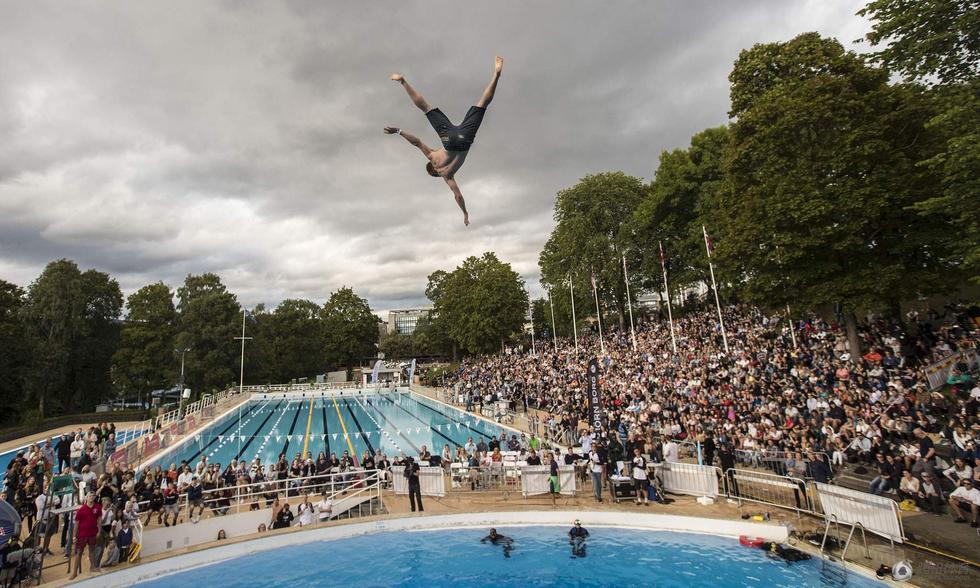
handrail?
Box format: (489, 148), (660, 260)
(132, 469), (384, 528)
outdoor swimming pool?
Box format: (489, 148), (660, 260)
(151, 391), (505, 469)
(134, 526), (883, 587)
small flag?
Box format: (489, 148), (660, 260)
(218, 435), (224, 442)
(703, 225), (714, 257)
(365, 432), (372, 438)
(332, 433), (338, 440)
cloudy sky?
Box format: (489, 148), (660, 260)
(0, 0), (872, 313)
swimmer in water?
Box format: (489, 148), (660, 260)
(568, 520), (589, 558)
(481, 528), (514, 558)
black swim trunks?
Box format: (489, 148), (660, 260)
(425, 106), (486, 152)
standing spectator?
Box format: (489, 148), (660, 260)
(405, 457), (423, 513)
(589, 445), (605, 503)
(70, 493), (102, 580)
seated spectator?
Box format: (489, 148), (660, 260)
(949, 479), (980, 527)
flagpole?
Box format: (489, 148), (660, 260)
(659, 241), (678, 354)
(234, 309), (252, 457)
(786, 304), (798, 349)
(529, 301), (536, 356)
(622, 255), (636, 351)
(568, 275), (579, 354)
(703, 225), (729, 353)
(548, 290), (558, 351)
(591, 270), (605, 355)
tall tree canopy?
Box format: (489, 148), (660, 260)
(539, 172), (646, 328)
(175, 273), (240, 397)
(320, 287), (379, 372)
(724, 33), (958, 356)
(860, 0), (980, 283)
(23, 260), (123, 417)
(631, 126), (733, 293)
(0, 280), (27, 424)
(430, 252), (528, 354)
(112, 282), (178, 402)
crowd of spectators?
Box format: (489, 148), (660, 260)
(446, 303), (980, 522)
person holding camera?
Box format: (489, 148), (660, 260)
(405, 457), (423, 512)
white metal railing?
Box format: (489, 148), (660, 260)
(132, 469), (384, 528)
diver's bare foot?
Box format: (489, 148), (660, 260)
(390, 73), (404, 83)
(494, 56), (503, 74)
(464, 215), (470, 226)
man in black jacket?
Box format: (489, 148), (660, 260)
(405, 457), (423, 512)
(719, 444), (737, 496)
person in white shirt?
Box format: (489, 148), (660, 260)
(662, 440), (679, 463)
(948, 480), (980, 527)
(589, 447), (604, 503)
(297, 494), (315, 526)
(579, 430), (594, 455)
(317, 494), (333, 522)
(631, 449), (649, 505)
(943, 458), (973, 486)
(70, 435), (85, 470)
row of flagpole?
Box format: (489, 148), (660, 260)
(540, 225), (731, 357)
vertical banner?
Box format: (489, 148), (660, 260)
(408, 358), (417, 384)
(371, 360), (383, 384)
(587, 359), (604, 432)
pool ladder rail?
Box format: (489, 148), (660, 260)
(819, 515), (874, 584)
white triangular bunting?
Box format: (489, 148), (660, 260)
(332, 433), (338, 440)
(343, 433), (349, 440)
(354, 432), (360, 438)
(365, 432), (372, 438)
(415, 428), (420, 434)
(436, 425), (441, 432)
(218, 435), (224, 442)
(276, 436), (282, 442)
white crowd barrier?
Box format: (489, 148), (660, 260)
(391, 466), (446, 497)
(520, 465), (577, 497)
(654, 462), (720, 497)
(814, 482), (903, 544)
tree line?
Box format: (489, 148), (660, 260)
(536, 3), (978, 355)
(0, 261), (381, 425)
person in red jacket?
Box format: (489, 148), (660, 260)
(70, 492), (102, 579)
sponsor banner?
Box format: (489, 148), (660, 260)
(587, 359), (604, 432)
(186, 415), (197, 431)
(142, 434), (160, 455)
(110, 448), (128, 468)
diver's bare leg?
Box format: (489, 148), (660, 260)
(391, 74), (432, 113)
(475, 56), (503, 108)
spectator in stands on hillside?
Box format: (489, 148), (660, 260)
(948, 479), (980, 527)
(186, 476), (205, 523)
(162, 486), (179, 526)
(103, 433), (117, 460)
(869, 453), (893, 495)
(526, 449), (541, 466)
(917, 472), (944, 514)
(942, 457), (973, 488)
(55, 433), (72, 473)
(146, 487), (164, 526)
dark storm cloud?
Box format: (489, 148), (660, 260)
(0, 0), (871, 310)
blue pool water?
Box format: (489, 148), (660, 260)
(135, 526), (884, 587)
(154, 391), (504, 469)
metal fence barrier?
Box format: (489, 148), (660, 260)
(727, 469), (813, 516)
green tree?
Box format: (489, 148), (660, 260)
(112, 282), (177, 403)
(412, 313), (453, 358)
(264, 299), (327, 381)
(433, 252), (529, 354)
(631, 126), (733, 293)
(725, 33), (957, 358)
(859, 0), (979, 86)
(860, 0), (980, 282)
(175, 273), (240, 397)
(539, 172), (646, 329)
(379, 331), (415, 359)
(320, 287), (379, 372)
(23, 260), (123, 417)
(0, 280), (27, 425)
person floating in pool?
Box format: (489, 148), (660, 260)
(481, 528), (514, 558)
(568, 519), (589, 558)
(384, 56), (503, 226)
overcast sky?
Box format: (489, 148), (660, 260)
(0, 0), (872, 314)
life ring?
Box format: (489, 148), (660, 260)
(128, 542), (142, 563)
(739, 536), (765, 548)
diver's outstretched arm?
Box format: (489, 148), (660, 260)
(384, 127), (432, 156)
(391, 74), (432, 113)
(445, 178), (469, 226)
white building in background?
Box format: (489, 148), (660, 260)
(386, 306), (432, 335)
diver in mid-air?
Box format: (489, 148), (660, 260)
(385, 56), (503, 226)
